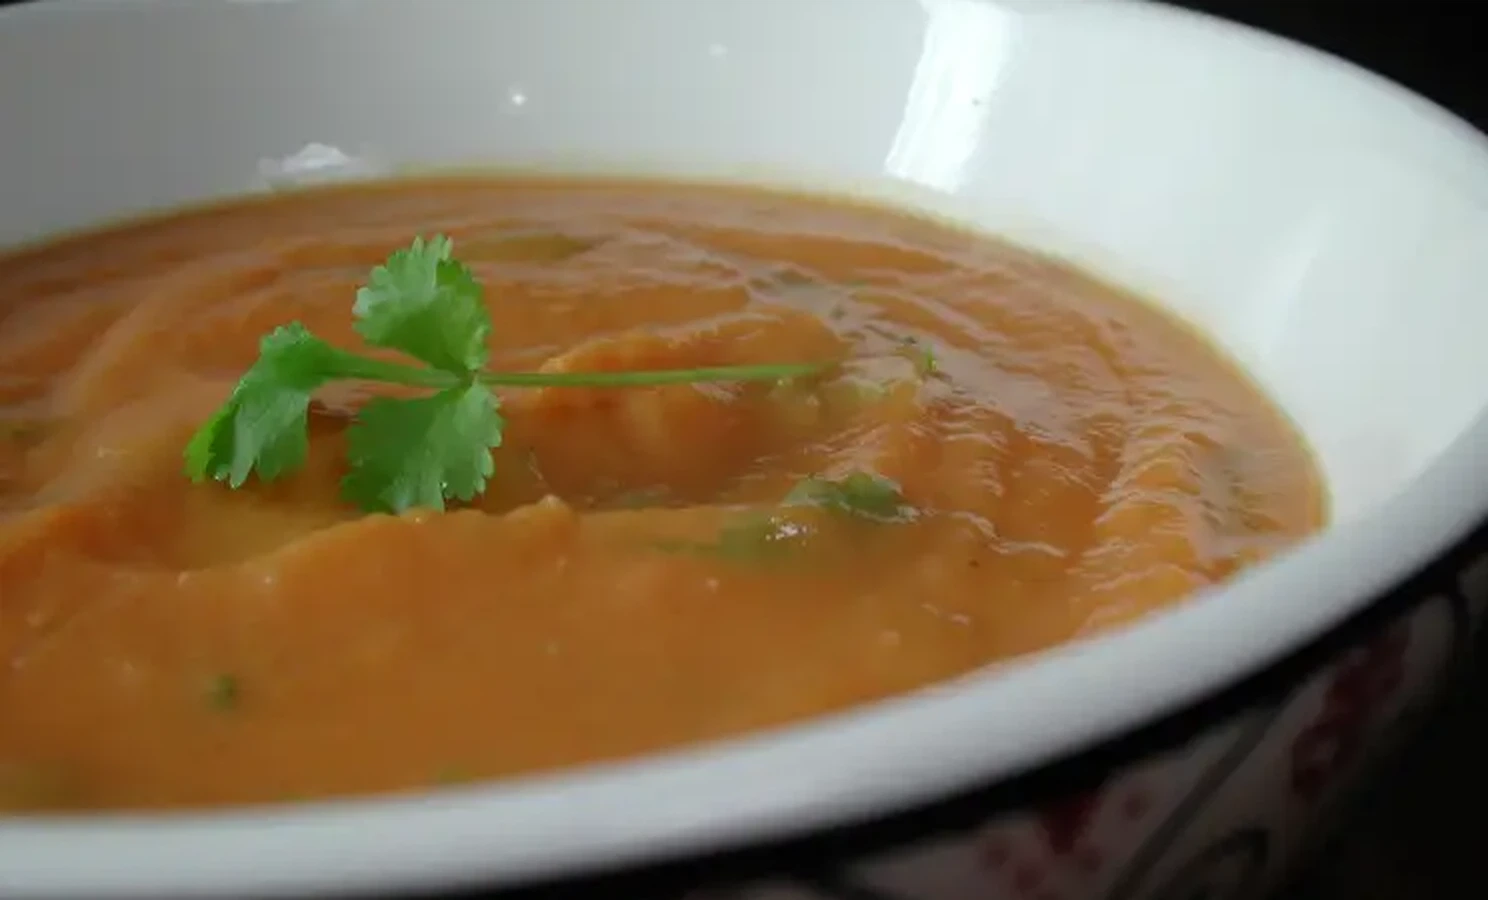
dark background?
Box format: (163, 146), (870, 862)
(1176, 0), (1485, 123)
(0, 0), (1482, 897)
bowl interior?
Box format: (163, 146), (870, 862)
(3, 0), (1488, 897)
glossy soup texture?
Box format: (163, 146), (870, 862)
(0, 178), (1324, 811)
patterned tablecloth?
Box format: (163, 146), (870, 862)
(1278, 655), (1486, 899)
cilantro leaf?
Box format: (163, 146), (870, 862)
(341, 383), (504, 513)
(352, 235), (492, 375)
(783, 471), (915, 522)
(184, 323), (346, 487)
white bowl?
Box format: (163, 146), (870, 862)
(2, 1), (1487, 898)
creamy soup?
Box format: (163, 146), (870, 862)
(0, 178), (1324, 811)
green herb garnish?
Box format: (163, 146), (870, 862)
(205, 673), (240, 711)
(432, 766), (473, 786)
(782, 471), (916, 522)
(898, 336), (937, 377)
(183, 235), (828, 514)
(609, 486), (671, 510)
(662, 471), (915, 560)
(1, 418), (48, 447)
(709, 511), (812, 561)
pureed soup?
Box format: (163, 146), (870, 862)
(0, 178), (1325, 811)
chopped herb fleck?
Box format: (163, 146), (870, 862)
(433, 766), (473, 786)
(205, 673), (240, 711)
(1, 418), (48, 447)
(658, 471), (916, 560)
(610, 486), (671, 509)
(898, 336), (937, 376)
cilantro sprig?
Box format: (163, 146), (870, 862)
(184, 235), (827, 513)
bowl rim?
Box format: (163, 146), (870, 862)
(3, 0), (1488, 897)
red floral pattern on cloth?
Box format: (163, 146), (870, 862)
(1290, 623), (1409, 800)
(1039, 793), (1102, 856)
(975, 781), (1156, 900)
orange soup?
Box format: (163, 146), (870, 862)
(0, 178), (1325, 811)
